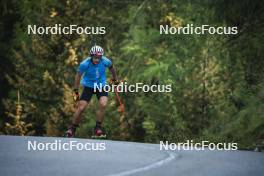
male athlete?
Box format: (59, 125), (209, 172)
(65, 45), (118, 138)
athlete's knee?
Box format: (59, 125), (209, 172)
(78, 102), (87, 112)
(99, 99), (107, 109)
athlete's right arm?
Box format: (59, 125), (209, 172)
(72, 72), (82, 101)
(74, 72), (82, 90)
(74, 59), (88, 89)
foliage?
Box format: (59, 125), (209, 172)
(0, 0), (263, 148)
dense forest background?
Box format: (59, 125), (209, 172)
(0, 0), (263, 149)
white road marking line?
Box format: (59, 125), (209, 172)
(106, 147), (176, 176)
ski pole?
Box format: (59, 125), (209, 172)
(110, 80), (130, 128)
(113, 85), (125, 113)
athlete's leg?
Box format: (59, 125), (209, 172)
(66, 87), (93, 137)
(93, 90), (108, 137)
(72, 87), (93, 125)
(72, 100), (89, 125)
(96, 96), (108, 123)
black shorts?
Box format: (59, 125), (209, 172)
(80, 87), (108, 102)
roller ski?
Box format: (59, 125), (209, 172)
(91, 126), (107, 139)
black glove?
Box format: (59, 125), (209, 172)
(72, 88), (80, 101)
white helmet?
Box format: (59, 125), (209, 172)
(90, 45), (104, 56)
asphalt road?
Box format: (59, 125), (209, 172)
(0, 135), (263, 176)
